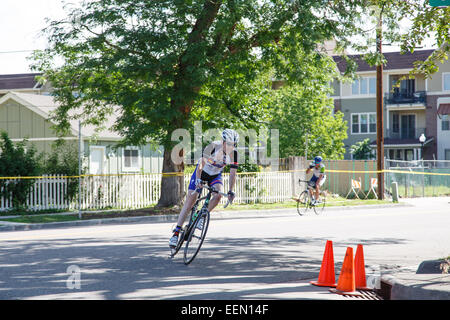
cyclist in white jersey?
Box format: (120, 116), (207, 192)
(169, 129), (239, 248)
(306, 156), (326, 205)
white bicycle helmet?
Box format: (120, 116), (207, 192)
(222, 129), (239, 147)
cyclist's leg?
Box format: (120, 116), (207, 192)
(315, 184), (320, 200)
(308, 176), (318, 199)
(176, 168), (202, 226)
(316, 175), (326, 200)
(207, 175), (223, 212)
(170, 174), (200, 247)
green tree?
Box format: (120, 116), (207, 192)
(30, 0), (449, 206)
(350, 138), (373, 160)
(0, 132), (42, 209)
(269, 77), (348, 160)
(40, 140), (82, 201)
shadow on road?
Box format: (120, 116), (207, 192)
(0, 234), (408, 299)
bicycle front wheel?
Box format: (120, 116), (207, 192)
(297, 191), (309, 216)
(313, 191), (326, 215)
(184, 210), (210, 265)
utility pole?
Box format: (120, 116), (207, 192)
(78, 120), (82, 219)
(376, 7), (385, 200)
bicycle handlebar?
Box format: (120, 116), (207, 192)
(197, 181), (232, 208)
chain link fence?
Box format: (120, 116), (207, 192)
(385, 159), (450, 198)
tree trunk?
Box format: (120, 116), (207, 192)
(156, 147), (185, 207)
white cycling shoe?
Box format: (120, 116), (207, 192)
(169, 234), (178, 248)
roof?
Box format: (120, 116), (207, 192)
(333, 50), (435, 73)
(0, 91), (121, 140)
(0, 73), (42, 90)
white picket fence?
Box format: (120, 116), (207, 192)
(0, 172), (293, 212)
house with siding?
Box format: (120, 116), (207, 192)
(0, 73), (51, 97)
(331, 49), (450, 161)
(0, 89), (163, 174)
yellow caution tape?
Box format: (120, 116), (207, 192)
(1, 168), (449, 180)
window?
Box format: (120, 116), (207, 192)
(360, 78), (368, 94)
(360, 114), (368, 133)
(393, 113), (400, 133)
(369, 114), (377, 133)
(369, 77), (376, 94)
(443, 119), (450, 131)
(123, 147), (141, 171)
(445, 149), (450, 160)
(351, 113), (377, 134)
(352, 114), (359, 133)
(444, 73), (450, 91)
(351, 77), (376, 95)
(352, 80), (359, 95)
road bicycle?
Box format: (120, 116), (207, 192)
(169, 181), (231, 265)
(296, 179), (326, 216)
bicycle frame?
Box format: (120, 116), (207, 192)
(297, 179), (326, 215)
(170, 181), (230, 261)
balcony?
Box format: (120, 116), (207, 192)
(385, 127), (426, 141)
(385, 91), (426, 105)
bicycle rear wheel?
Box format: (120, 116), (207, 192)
(184, 210), (210, 265)
(313, 191), (326, 215)
(297, 191), (309, 216)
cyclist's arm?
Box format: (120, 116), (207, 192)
(229, 167), (237, 192)
(196, 157), (206, 180)
(306, 162), (314, 174)
(228, 149), (238, 194)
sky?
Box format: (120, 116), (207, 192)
(0, 0), (438, 75)
(0, 0), (75, 74)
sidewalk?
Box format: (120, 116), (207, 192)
(0, 202), (408, 232)
(381, 273), (450, 300)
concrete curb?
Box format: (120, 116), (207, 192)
(381, 274), (450, 300)
(0, 202), (410, 232)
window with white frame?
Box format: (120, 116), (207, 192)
(352, 77), (376, 95)
(442, 115), (450, 131)
(444, 73), (450, 91)
(351, 113), (377, 134)
(122, 147), (141, 171)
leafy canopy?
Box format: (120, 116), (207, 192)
(29, 0), (375, 146)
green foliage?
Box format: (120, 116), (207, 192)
(29, 0), (373, 147)
(40, 140), (82, 201)
(350, 138), (374, 160)
(268, 80), (348, 160)
(223, 162), (261, 173)
(29, 0), (449, 206)
(0, 132), (42, 209)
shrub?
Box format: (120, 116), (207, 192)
(0, 131), (42, 209)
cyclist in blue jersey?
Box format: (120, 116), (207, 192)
(169, 129), (239, 248)
(306, 156), (326, 205)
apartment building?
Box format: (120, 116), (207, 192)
(331, 49), (450, 161)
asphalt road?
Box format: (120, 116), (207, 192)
(0, 197), (449, 300)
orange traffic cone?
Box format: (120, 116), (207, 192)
(310, 240), (337, 287)
(355, 244), (371, 290)
(329, 247), (362, 296)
